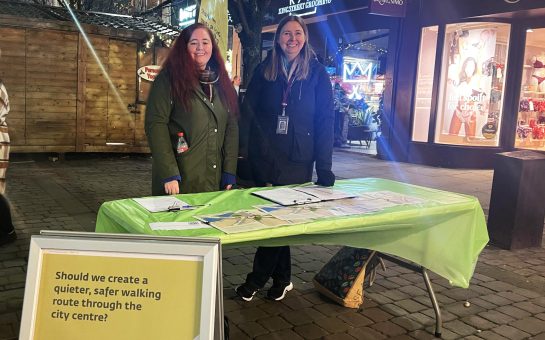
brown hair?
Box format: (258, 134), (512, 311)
(263, 16), (315, 81)
(163, 23), (238, 114)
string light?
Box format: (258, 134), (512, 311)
(139, 33), (176, 54)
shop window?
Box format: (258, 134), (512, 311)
(412, 26), (438, 142)
(435, 23), (510, 147)
(515, 28), (545, 150)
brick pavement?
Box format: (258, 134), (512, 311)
(1, 151), (545, 339)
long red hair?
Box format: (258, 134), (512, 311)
(163, 23), (238, 115)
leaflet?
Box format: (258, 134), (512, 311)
(133, 196), (192, 213)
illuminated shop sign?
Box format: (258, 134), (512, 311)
(369, 0), (406, 17)
(278, 0), (333, 16)
(343, 58), (378, 83)
(179, 4), (196, 28)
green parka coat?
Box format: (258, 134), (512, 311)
(145, 70), (238, 195)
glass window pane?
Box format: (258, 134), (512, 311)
(515, 28), (545, 150)
(435, 23), (510, 147)
(412, 26), (438, 142)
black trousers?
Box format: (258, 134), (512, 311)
(245, 246), (291, 288)
(0, 194), (14, 234)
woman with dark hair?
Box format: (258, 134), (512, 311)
(145, 23), (239, 195)
(236, 15), (335, 301)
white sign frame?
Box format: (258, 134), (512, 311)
(20, 231), (222, 340)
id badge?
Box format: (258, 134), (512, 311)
(276, 115), (289, 134)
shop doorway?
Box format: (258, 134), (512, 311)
(331, 29), (389, 156)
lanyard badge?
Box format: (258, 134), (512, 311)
(276, 104), (289, 135)
(276, 62), (297, 135)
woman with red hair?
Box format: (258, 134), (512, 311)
(145, 23), (239, 195)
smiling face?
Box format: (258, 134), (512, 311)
(277, 20), (306, 61)
(187, 28), (212, 70)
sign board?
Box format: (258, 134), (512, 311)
(343, 57), (378, 83)
(369, 0), (407, 17)
(137, 65), (161, 82)
(20, 231), (223, 340)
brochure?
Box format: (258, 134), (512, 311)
(195, 209), (289, 234)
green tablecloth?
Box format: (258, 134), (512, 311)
(95, 178), (488, 288)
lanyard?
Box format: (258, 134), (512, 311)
(281, 61), (298, 116)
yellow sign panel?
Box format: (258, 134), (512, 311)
(198, 0), (228, 55)
(33, 252), (203, 340)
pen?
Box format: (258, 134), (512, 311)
(167, 204), (210, 212)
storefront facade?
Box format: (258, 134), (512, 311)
(381, 0), (545, 168)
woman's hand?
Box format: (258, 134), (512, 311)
(164, 180), (180, 195)
(224, 184), (233, 190)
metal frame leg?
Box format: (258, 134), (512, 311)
(422, 268), (442, 338)
(376, 253), (443, 338)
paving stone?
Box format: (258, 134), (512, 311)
(317, 316), (353, 333)
(529, 333), (545, 340)
(481, 281), (518, 292)
(226, 306), (270, 324)
(512, 288), (541, 299)
(322, 333), (357, 340)
(408, 329), (437, 339)
(337, 312), (373, 327)
(478, 310), (515, 325)
(280, 307), (327, 326)
(257, 316), (292, 332)
(423, 326), (459, 339)
(393, 299), (428, 313)
(536, 313), (545, 321)
(255, 329), (304, 340)
(368, 293), (393, 305)
(445, 301), (486, 317)
(293, 323), (329, 339)
(347, 326), (387, 340)
(237, 321), (269, 338)
(513, 301), (545, 314)
(443, 319), (477, 337)
(461, 315), (497, 331)
(380, 290), (411, 301)
(477, 330), (510, 340)
(492, 324), (531, 340)
(359, 307), (393, 322)
(509, 317), (545, 335)
(496, 291), (528, 303)
(470, 297), (500, 310)
(386, 277), (412, 286)
(370, 320), (406, 336)
(380, 303), (409, 317)
(495, 305), (532, 319)
(390, 315), (422, 331)
(385, 335), (414, 340)
(399, 283), (428, 297)
(258, 301), (293, 316)
(314, 303), (353, 317)
(281, 295), (314, 310)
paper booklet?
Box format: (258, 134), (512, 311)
(251, 186), (356, 206)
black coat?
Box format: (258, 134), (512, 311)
(243, 58), (334, 185)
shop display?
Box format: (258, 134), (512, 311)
(434, 23), (510, 147)
(515, 29), (545, 151)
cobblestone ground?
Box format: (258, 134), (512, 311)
(1, 152), (544, 340)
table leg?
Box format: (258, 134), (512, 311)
(376, 253), (442, 338)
